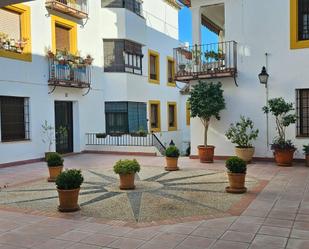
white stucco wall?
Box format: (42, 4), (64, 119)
(0, 0), (189, 164)
(189, 0), (309, 159)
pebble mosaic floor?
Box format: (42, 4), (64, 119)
(0, 167), (259, 223)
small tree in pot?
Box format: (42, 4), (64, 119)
(303, 145), (309, 167)
(225, 116), (259, 163)
(189, 81), (226, 163)
(56, 169), (84, 212)
(113, 159), (140, 190)
(225, 157), (247, 193)
(263, 98), (297, 166)
(165, 145), (180, 171)
(42, 120), (55, 160)
(46, 152), (64, 182)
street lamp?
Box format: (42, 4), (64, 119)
(258, 66), (269, 86)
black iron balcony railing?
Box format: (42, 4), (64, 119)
(45, 0), (88, 19)
(48, 59), (91, 88)
(174, 41), (237, 82)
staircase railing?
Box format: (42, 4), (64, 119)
(152, 133), (166, 155)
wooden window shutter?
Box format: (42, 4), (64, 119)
(0, 8), (21, 41)
(55, 24), (70, 51)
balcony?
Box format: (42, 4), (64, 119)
(45, 0), (88, 19)
(174, 41), (237, 82)
(102, 0), (143, 17)
(48, 53), (91, 89)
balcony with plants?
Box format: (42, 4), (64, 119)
(45, 0), (88, 19)
(174, 41), (237, 82)
(46, 49), (93, 89)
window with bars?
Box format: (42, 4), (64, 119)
(298, 0), (309, 41)
(296, 89), (309, 137)
(149, 50), (160, 83)
(0, 96), (30, 142)
(104, 39), (143, 75)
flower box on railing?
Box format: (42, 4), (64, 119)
(0, 32), (28, 54)
(45, 0), (88, 19)
(47, 50), (92, 88)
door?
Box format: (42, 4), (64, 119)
(55, 101), (73, 154)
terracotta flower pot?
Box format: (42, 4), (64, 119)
(119, 173), (135, 190)
(306, 155), (309, 167)
(227, 172), (246, 189)
(235, 147), (255, 163)
(198, 145), (215, 163)
(165, 157), (179, 171)
(274, 149), (296, 167)
(48, 166), (63, 182)
(57, 188), (80, 212)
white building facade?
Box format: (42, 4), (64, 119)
(0, 0), (190, 165)
(177, 0), (309, 160)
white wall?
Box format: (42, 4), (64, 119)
(189, 0), (309, 159)
(0, 0), (189, 164)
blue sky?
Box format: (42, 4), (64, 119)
(178, 7), (218, 45)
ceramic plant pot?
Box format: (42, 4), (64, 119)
(57, 188), (80, 212)
(119, 173), (135, 190)
(165, 157), (179, 171)
(198, 145), (215, 163)
(235, 147), (255, 163)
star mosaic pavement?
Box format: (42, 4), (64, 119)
(0, 166), (259, 222)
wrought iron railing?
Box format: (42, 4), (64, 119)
(85, 133), (166, 154)
(48, 59), (91, 88)
(174, 41), (237, 80)
(46, 0), (88, 17)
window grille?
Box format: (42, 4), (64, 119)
(296, 89), (309, 137)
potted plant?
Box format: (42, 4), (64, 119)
(113, 159), (140, 190)
(189, 81), (226, 163)
(46, 152), (64, 182)
(165, 145), (180, 171)
(56, 169), (84, 212)
(131, 129), (147, 137)
(263, 98), (297, 166)
(225, 157), (247, 193)
(303, 145), (309, 167)
(225, 116), (259, 163)
(42, 120), (56, 160)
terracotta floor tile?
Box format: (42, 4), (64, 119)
(290, 228), (309, 239)
(56, 230), (93, 242)
(251, 234), (287, 248)
(221, 231), (255, 243)
(81, 233), (118, 246)
(258, 225), (290, 237)
(32, 239), (75, 249)
(66, 243), (102, 249)
(229, 222), (261, 234)
(293, 221), (309, 231)
(191, 227), (225, 239)
(175, 236), (214, 249)
(211, 240), (249, 249)
(286, 238), (309, 249)
(263, 218), (293, 228)
(108, 237), (145, 249)
(0, 232), (48, 248)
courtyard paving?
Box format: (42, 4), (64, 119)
(0, 154), (309, 248)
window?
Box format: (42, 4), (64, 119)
(167, 57), (175, 86)
(149, 101), (161, 132)
(296, 89), (309, 137)
(51, 15), (77, 54)
(104, 39), (143, 75)
(105, 102), (147, 134)
(186, 102), (190, 126)
(0, 4), (31, 61)
(0, 96), (30, 142)
(291, 0), (309, 49)
(102, 0), (143, 16)
(148, 50), (160, 84)
(168, 102), (177, 131)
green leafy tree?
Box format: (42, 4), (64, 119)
(189, 81), (226, 146)
(225, 116), (259, 148)
(262, 97), (297, 143)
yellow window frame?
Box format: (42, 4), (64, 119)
(167, 56), (176, 87)
(167, 101), (177, 131)
(186, 102), (190, 126)
(149, 100), (161, 132)
(51, 15), (77, 54)
(0, 4), (32, 62)
(148, 49), (160, 84)
(290, 0), (309, 49)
